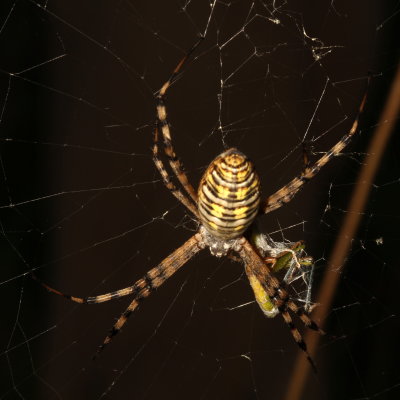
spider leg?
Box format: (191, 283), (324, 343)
(301, 140), (312, 172)
(261, 85), (368, 214)
(94, 232), (205, 357)
(32, 273), (87, 304)
(238, 237), (323, 372)
(155, 37), (204, 205)
(32, 233), (205, 357)
(33, 259), (187, 305)
(32, 264), (185, 306)
(153, 124), (199, 216)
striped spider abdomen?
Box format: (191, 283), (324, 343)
(198, 148), (261, 240)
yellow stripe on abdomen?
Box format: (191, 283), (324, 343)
(198, 148), (261, 239)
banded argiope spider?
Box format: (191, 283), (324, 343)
(34, 37), (368, 370)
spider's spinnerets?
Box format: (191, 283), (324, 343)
(198, 148), (261, 240)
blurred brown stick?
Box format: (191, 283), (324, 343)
(284, 63), (400, 400)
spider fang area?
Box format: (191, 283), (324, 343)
(199, 226), (244, 257)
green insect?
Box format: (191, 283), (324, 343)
(247, 226), (314, 317)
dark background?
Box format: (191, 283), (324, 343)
(0, 1), (399, 399)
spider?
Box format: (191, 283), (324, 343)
(34, 37), (368, 370)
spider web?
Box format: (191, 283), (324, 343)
(1, 1), (399, 399)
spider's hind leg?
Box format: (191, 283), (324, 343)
(261, 83), (369, 215)
(154, 37), (205, 207)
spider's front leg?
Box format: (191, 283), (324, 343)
(32, 233), (206, 357)
(238, 237), (323, 372)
